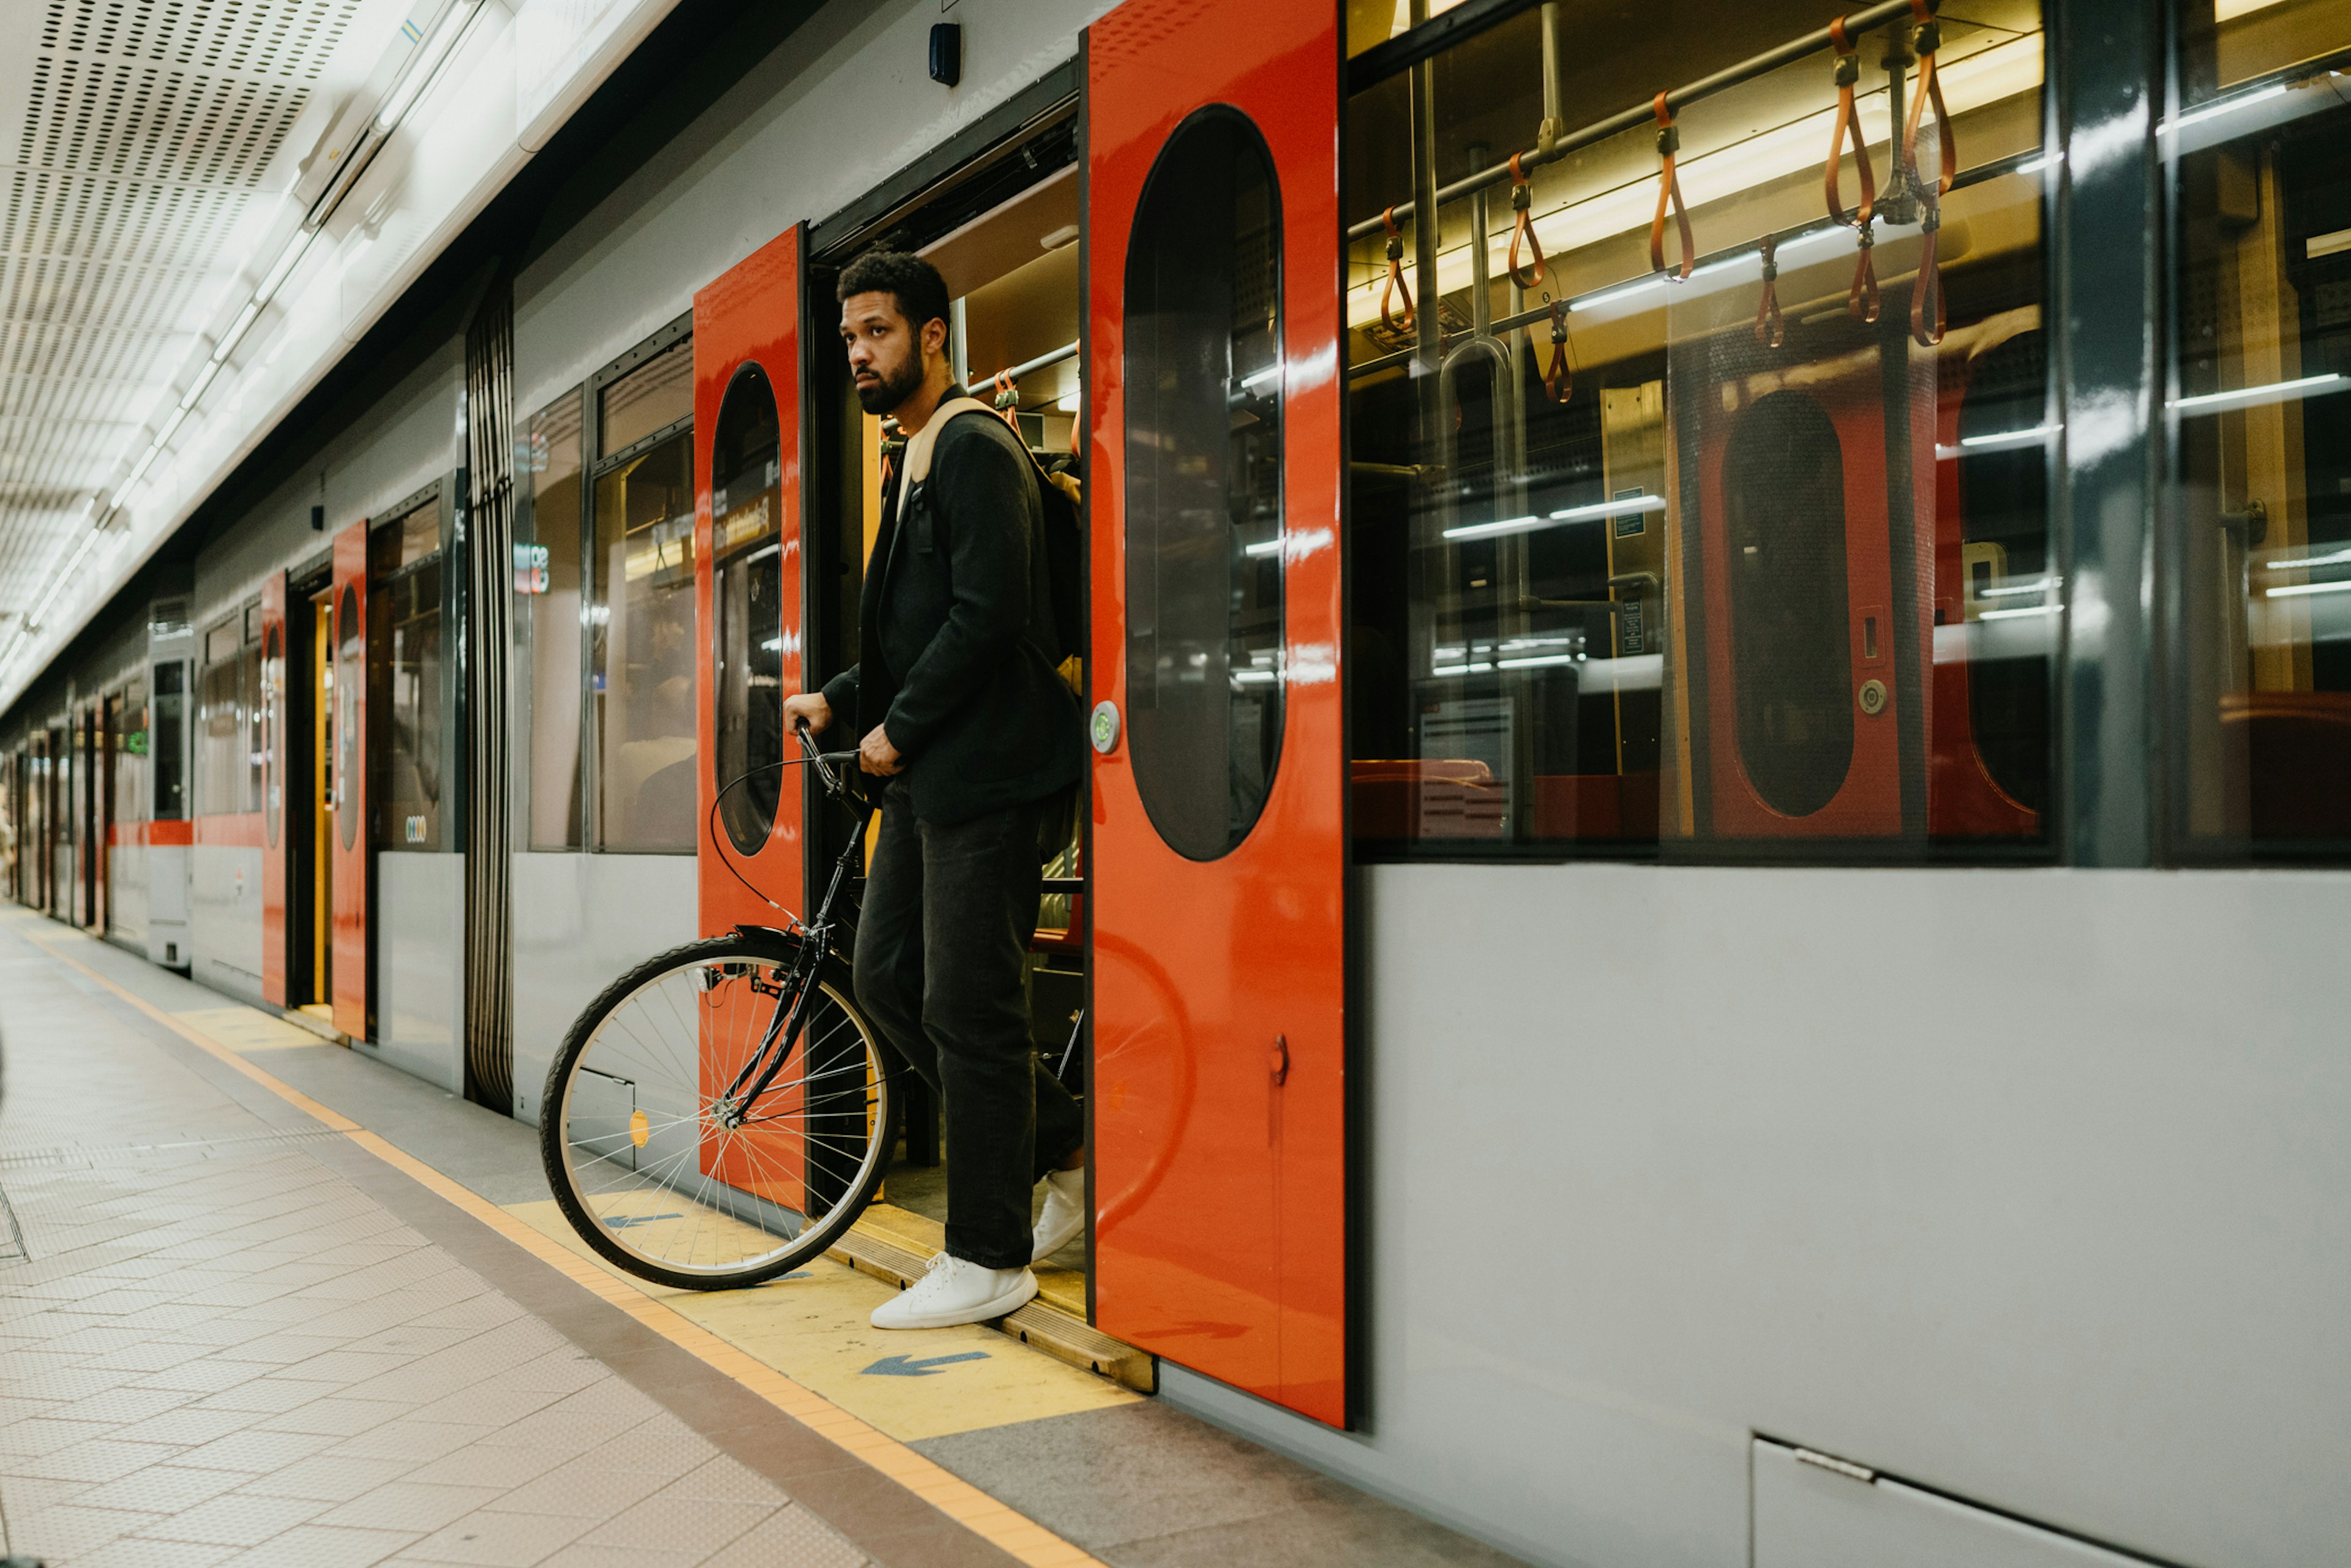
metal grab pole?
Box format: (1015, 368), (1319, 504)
(1346, 0), (1928, 242)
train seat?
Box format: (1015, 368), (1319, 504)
(2222, 691), (2351, 841)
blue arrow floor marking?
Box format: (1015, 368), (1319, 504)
(861, 1351), (993, 1377)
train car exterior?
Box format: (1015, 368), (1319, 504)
(4, 1), (2348, 1565)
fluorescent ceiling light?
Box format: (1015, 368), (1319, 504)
(1960, 423), (2061, 450)
(2015, 152), (2063, 175)
(1243, 538), (1283, 557)
(1979, 577), (2054, 598)
(1241, 363), (1284, 390)
(2170, 372), (2344, 413)
(1978, 603), (2060, 620)
(1444, 493), (1666, 541)
(2265, 580), (2351, 599)
(2265, 549), (2351, 572)
(2161, 81), (2286, 135)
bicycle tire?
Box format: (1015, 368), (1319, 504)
(539, 931), (893, 1291)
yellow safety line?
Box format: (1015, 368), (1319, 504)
(23, 929), (1108, 1568)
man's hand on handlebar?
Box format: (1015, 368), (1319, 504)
(782, 692), (831, 738)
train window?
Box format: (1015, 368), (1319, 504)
(601, 339), (693, 456)
(711, 364), (785, 855)
(1123, 108), (1286, 862)
(523, 390), (585, 851)
(2166, 0), (2351, 858)
(370, 502), (443, 852)
(152, 661), (186, 821)
(1344, 0), (2053, 860)
(590, 424), (697, 852)
(198, 618), (244, 816)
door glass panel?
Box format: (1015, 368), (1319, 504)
(2167, 0), (2351, 856)
(711, 364), (785, 855)
(370, 511), (443, 852)
(1124, 109), (1286, 862)
(263, 628), (282, 847)
(1724, 391), (1854, 817)
(152, 661), (186, 820)
(337, 584), (360, 852)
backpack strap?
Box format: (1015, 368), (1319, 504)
(894, 397), (1002, 525)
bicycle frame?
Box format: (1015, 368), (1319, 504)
(713, 728), (874, 1127)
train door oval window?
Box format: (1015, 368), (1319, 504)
(711, 362), (785, 855)
(1123, 108), (1285, 862)
(1722, 389), (1854, 818)
(336, 584), (359, 852)
(263, 621), (282, 849)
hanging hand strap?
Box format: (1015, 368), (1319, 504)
(1381, 207), (1415, 335)
(1649, 94), (1695, 282)
(1902, 0), (1955, 201)
(1506, 152), (1547, 290)
(1911, 208), (1945, 345)
(1824, 18), (1881, 321)
(1542, 298), (1576, 403)
(992, 370), (1021, 426)
(1903, 0), (1953, 345)
(1823, 18), (1877, 230)
(1850, 225), (1881, 323)
(1755, 237), (1785, 348)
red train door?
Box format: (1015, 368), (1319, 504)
(331, 521), (370, 1038)
(260, 572), (289, 1005)
(1692, 334), (1934, 839)
(1086, 0), (1348, 1425)
(694, 224), (808, 1204)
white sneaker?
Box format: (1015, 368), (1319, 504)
(870, 1252), (1037, 1330)
(1031, 1168), (1085, 1262)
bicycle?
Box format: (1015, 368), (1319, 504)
(538, 729), (897, 1290)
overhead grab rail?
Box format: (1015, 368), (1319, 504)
(1344, 0), (1928, 245)
(1343, 140), (2035, 384)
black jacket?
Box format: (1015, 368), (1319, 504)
(820, 396), (1085, 825)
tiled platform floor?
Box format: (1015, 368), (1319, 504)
(0, 912), (1528, 1568)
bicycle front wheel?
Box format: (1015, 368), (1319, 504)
(540, 932), (893, 1290)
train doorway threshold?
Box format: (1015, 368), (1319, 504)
(0, 909), (1529, 1568)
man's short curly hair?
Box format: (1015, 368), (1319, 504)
(836, 250), (951, 336)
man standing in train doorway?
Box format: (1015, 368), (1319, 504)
(782, 252), (1089, 1330)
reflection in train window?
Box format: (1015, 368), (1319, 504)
(1124, 108), (1286, 862)
(370, 501), (443, 852)
(591, 427), (697, 853)
(2168, 0), (2351, 857)
(1723, 392), (1854, 819)
(711, 364), (786, 855)
(523, 390), (585, 851)
(1343, 0), (2053, 858)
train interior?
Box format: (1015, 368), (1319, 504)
(804, 104), (1092, 1305)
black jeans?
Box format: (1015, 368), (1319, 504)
(854, 777), (1085, 1269)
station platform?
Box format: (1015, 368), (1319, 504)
(0, 910), (1523, 1568)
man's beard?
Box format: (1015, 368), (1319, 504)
(855, 355), (923, 416)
